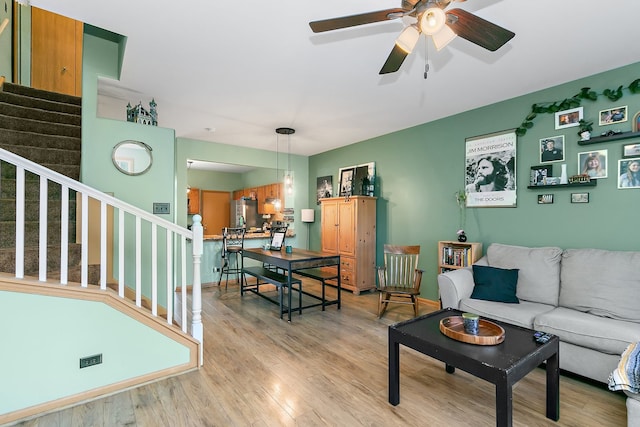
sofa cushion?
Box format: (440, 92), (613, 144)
(459, 298), (554, 329)
(559, 248), (640, 322)
(487, 243), (562, 306)
(471, 265), (519, 303)
(535, 307), (640, 355)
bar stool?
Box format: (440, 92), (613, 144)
(217, 227), (246, 289)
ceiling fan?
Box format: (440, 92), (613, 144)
(309, 0), (515, 75)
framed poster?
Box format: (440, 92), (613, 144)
(465, 129), (517, 207)
(338, 168), (354, 197)
(316, 176), (333, 204)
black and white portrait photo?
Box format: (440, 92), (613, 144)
(316, 176), (333, 204)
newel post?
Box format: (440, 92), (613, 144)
(191, 214), (204, 366)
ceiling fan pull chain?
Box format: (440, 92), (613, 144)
(424, 39), (429, 80)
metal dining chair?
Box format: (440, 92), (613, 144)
(217, 227), (246, 289)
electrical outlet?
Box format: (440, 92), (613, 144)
(153, 202), (170, 214)
(80, 353), (102, 369)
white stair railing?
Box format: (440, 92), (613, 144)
(0, 148), (203, 365)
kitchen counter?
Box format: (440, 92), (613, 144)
(203, 230), (295, 241)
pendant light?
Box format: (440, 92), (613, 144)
(276, 127), (295, 197)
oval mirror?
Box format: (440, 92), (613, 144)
(112, 140), (153, 176)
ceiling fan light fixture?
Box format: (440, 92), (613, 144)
(420, 7), (446, 35)
(395, 25), (420, 54)
(432, 24), (457, 51)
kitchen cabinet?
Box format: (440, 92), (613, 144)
(187, 187), (200, 214)
(320, 196), (376, 295)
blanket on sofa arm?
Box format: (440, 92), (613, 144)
(609, 342), (640, 394)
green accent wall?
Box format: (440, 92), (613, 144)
(0, 291), (191, 416)
(309, 61), (640, 301)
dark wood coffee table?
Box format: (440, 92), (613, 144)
(388, 308), (559, 427)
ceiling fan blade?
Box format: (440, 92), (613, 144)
(446, 8), (515, 51)
(379, 44), (409, 75)
(310, 8), (406, 33)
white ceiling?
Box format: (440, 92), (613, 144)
(31, 0), (640, 157)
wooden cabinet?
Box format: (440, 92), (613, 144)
(437, 241), (483, 274)
(187, 187), (200, 214)
(320, 196), (376, 295)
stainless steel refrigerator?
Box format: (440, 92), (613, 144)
(230, 199), (259, 228)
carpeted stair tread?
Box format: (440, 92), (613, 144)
(0, 91), (81, 116)
(0, 244), (84, 276)
(0, 128), (80, 151)
(2, 82), (81, 107)
(0, 176), (78, 198)
(0, 101), (81, 126)
(0, 198), (76, 221)
(0, 114), (81, 138)
(0, 220), (76, 248)
(1, 162), (80, 181)
(1, 144), (81, 166)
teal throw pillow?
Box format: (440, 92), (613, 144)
(471, 265), (520, 303)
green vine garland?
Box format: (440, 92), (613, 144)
(515, 78), (640, 137)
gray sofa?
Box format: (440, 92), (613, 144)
(437, 243), (640, 426)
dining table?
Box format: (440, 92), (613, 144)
(242, 247), (341, 321)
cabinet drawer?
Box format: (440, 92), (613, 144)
(340, 257), (355, 272)
(339, 269), (355, 287)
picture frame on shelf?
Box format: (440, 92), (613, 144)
(633, 111), (640, 132)
(571, 192), (589, 203)
(338, 162), (375, 197)
(338, 168), (354, 197)
(578, 150), (608, 179)
(540, 135), (565, 163)
(316, 175), (333, 204)
(538, 194), (554, 204)
(530, 165), (553, 186)
(623, 143), (640, 158)
(617, 158), (640, 189)
(599, 105), (627, 126)
(554, 107), (582, 130)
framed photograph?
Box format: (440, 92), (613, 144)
(338, 168), (354, 197)
(316, 175), (333, 204)
(578, 150), (608, 179)
(530, 165), (552, 186)
(617, 158), (640, 189)
(554, 107), (583, 130)
(465, 129), (517, 207)
(633, 111), (640, 132)
(540, 135), (565, 163)
(599, 106), (627, 126)
(623, 143), (640, 158)
(571, 192), (589, 203)
(338, 162), (375, 197)
(538, 194), (554, 204)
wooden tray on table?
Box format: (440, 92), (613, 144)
(439, 316), (505, 345)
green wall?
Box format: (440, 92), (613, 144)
(0, 291), (191, 416)
(309, 62), (640, 301)
(0, 0), (12, 81)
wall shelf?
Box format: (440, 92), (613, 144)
(577, 131), (640, 145)
(527, 181), (597, 189)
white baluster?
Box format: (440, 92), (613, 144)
(39, 177), (48, 281)
(191, 214), (204, 366)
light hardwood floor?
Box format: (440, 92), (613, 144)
(15, 281), (627, 426)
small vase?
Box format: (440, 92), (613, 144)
(560, 164), (568, 184)
(458, 233), (467, 242)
